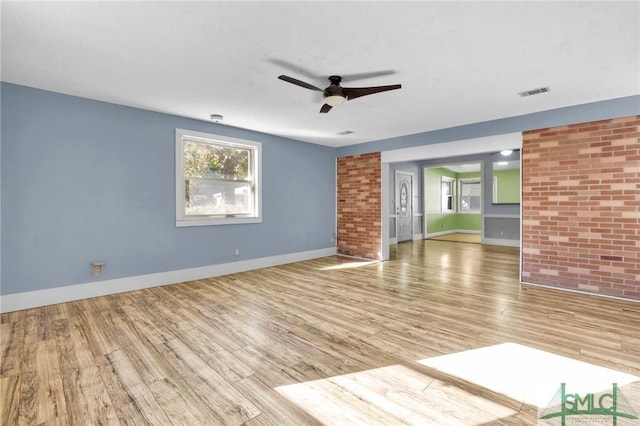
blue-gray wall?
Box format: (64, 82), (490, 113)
(338, 95), (640, 157)
(1, 83), (337, 295)
(2, 82), (639, 297)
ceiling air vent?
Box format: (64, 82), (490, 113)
(519, 86), (550, 97)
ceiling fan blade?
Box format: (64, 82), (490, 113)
(340, 70), (396, 81)
(344, 84), (402, 100)
(319, 104), (332, 113)
(268, 58), (320, 80)
(278, 75), (323, 92)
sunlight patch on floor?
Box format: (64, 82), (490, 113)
(275, 364), (515, 425)
(320, 260), (380, 270)
(417, 342), (640, 409)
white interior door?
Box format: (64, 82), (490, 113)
(396, 171), (413, 242)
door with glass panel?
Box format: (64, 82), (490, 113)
(396, 171), (413, 242)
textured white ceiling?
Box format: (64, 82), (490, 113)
(2, 1), (638, 147)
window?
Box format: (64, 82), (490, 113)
(176, 129), (261, 226)
(459, 178), (481, 212)
(441, 177), (455, 213)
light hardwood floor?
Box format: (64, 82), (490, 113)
(427, 233), (481, 244)
(2, 240), (639, 425)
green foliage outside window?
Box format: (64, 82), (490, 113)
(183, 140), (249, 180)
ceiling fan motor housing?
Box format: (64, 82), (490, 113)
(324, 76), (347, 99)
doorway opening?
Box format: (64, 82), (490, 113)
(423, 162), (482, 244)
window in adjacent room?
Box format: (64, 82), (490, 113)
(459, 178), (481, 212)
(441, 177), (455, 213)
(176, 129), (262, 226)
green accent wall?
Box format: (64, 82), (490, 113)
(426, 214), (457, 233)
(493, 169), (520, 203)
(457, 172), (481, 179)
(424, 167), (457, 211)
(457, 214), (481, 230)
(426, 214), (481, 233)
(424, 167), (482, 233)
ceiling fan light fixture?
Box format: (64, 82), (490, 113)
(277, 73), (401, 113)
(324, 95), (346, 107)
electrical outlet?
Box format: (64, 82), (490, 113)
(235, 249), (240, 256)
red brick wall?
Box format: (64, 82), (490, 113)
(522, 115), (640, 300)
(337, 153), (382, 259)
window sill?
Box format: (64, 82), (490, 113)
(176, 216), (262, 227)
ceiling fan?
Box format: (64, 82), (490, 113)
(277, 74), (402, 113)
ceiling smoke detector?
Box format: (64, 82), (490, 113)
(519, 86), (550, 97)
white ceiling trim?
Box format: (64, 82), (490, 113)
(381, 132), (522, 163)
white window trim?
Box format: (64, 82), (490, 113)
(458, 177), (482, 214)
(175, 128), (262, 227)
(441, 176), (455, 214)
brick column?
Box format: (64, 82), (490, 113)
(337, 153), (382, 259)
(522, 116), (640, 300)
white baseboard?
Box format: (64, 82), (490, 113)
(425, 229), (481, 239)
(0, 247), (337, 313)
(521, 281), (640, 303)
(392, 234), (423, 244)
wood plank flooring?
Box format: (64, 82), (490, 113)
(428, 232), (481, 244)
(2, 240), (639, 425)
